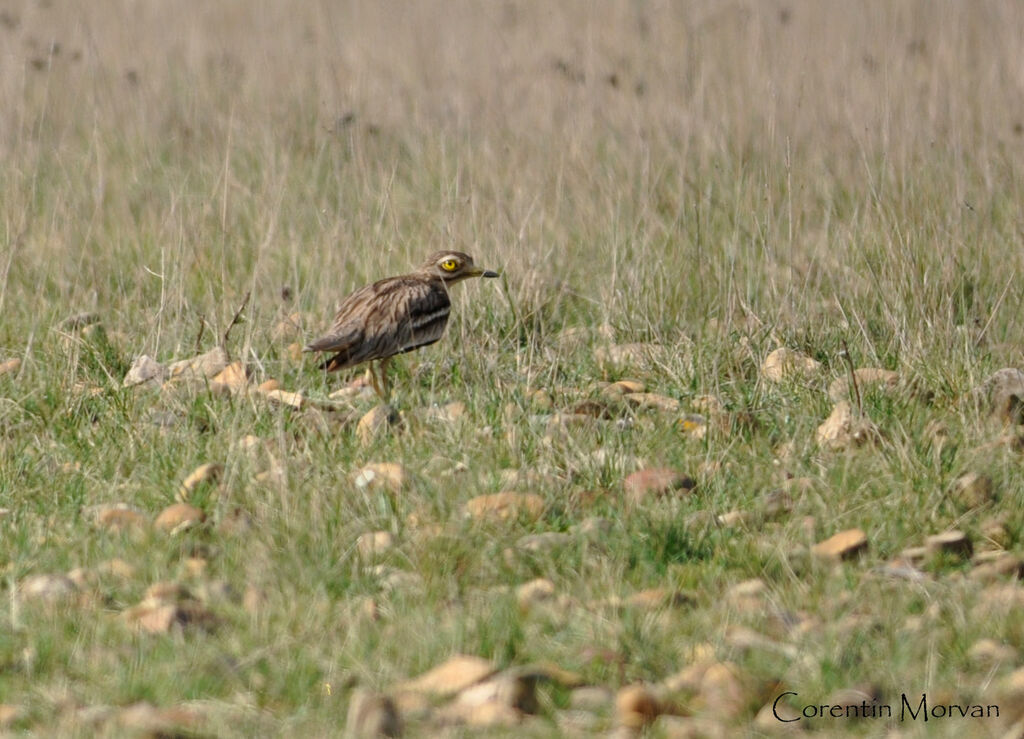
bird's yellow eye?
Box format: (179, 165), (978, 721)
(440, 259), (458, 272)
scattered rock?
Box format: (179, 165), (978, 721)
(970, 553), (1024, 582)
(243, 585), (268, 615)
(968, 638), (1018, 665)
(262, 388), (304, 409)
(357, 531), (395, 558)
(345, 689), (402, 738)
(271, 312), (311, 343)
(434, 401), (467, 422)
(465, 492), (545, 522)
(154, 503), (205, 533)
(615, 684), (662, 728)
(123, 355), (168, 387)
(697, 662), (749, 717)
(525, 389), (554, 410)
(397, 654), (496, 697)
(0, 704), (24, 728)
(575, 516), (613, 538)
(761, 348), (822, 382)
(210, 361), (249, 392)
(167, 346), (230, 382)
(976, 368), (1024, 424)
(115, 703), (204, 736)
(353, 463), (411, 493)
(622, 588), (694, 610)
(925, 530), (972, 558)
(123, 586), (216, 634)
(98, 558), (137, 579)
(828, 368), (899, 402)
(177, 462), (223, 501)
(570, 686), (613, 711)
(623, 468), (695, 504)
(596, 342), (666, 368)
(20, 574), (78, 604)
(516, 578), (557, 609)
(950, 472), (995, 509)
(980, 518), (1012, 549)
(516, 532), (572, 553)
(675, 414), (709, 438)
(0, 358), (21, 377)
(438, 671), (537, 727)
(93, 505), (148, 535)
(812, 529), (868, 560)
(604, 379), (645, 396)
(816, 401), (878, 449)
(357, 405), (401, 445)
(624, 392), (681, 413)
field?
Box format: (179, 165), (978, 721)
(2, 1), (1024, 736)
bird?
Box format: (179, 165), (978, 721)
(304, 251), (499, 399)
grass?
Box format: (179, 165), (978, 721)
(1, 0), (1023, 735)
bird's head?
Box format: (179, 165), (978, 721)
(420, 251), (500, 283)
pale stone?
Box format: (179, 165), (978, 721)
(812, 529), (868, 560)
(761, 348), (821, 382)
(178, 463), (223, 500)
(345, 689), (402, 737)
(123, 355), (168, 387)
(828, 368), (899, 402)
(210, 361), (249, 391)
(816, 401), (878, 449)
(98, 558), (137, 579)
(615, 684), (661, 728)
(92, 504), (148, 534)
(623, 468), (695, 503)
(167, 346), (229, 381)
(357, 405), (401, 445)
(20, 574), (78, 603)
(516, 578), (557, 609)
(352, 463), (410, 492)
(976, 368), (1024, 424)
(262, 388), (304, 409)
(357, 531), (395, 558)
(516, 532), (572, 552)
(968, 638), (1018, 664)
(0, 358), (21, 376)
(397, 655), (496, 697)
(123, 601), (216, 634)
(624, 392), (681, 413)
(950, 472), (995, 509)
(465, 492), (545, 522)
(925, 530), (972, 558)
(154, 503), (205, 532)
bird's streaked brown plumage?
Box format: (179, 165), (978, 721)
(304, 251), (499, 397)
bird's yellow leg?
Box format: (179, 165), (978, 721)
(379, 357), (393, 400)
(368, 363), (386, 401)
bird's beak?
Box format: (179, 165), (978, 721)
(469, 266), (500, 278)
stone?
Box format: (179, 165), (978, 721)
(352, 463), (411, 493)
(167, 346), (230, 381)
(675, 414), (709, 438)
(0, 358), (21, 376)
(816, 401), (878, 449)
(465, 492), (545, 522)
(615, 684), (661, 728)
(525, 389), (553, 410)
(91, 504), (148, 534)
(210, 361), (249, 391)
(243, 586), (267, 615)
(697, 662), (748, 717)
(516, 532), (572, 552)
(436, 401), (467, 422)
(20, 574), (78, 603)
(691, 394), (725, 415)
(980, 518), (1012, 549)
(58, 311), (101, 331)
(271, 312), (310, 342)
(262, 388), (304, 409)
(976, 368), (1024, 424)
(970, 553), (1024, 582)
(345, 689), (402, 738)
(596, 342), (666, 368)
(623, 588), (694, 610)
(950, 472), (995, 509)
(397, 655), (496, 697)
(0, 704), (24, 728)
(925, 530), (972, 558)
(154, 503), (205, 532)
(115, 703), (203, 735)
(570, 686), (613, 711)
(516, 578), (557, 609)
(624, 392), (681, 413)
(811, 529), (868, 560)
(98, 558), (137, 579)
(761, 348), (821, 382)
(604, 379), (645, 395)
(357, 405), (401, 445)
(123, 600), (216, 634)
(623, 468), (695, 503)
(827, 368), (899, 402)
(259, 379), (282, 393)
(968, 638), (1018, 664)
(357, 531), (395, 558)
(178, 462), (223, 500)
(575, 516), (613, 538)
(123, 355), (168, 387)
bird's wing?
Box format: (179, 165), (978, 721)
(305, 277), (451, 366)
